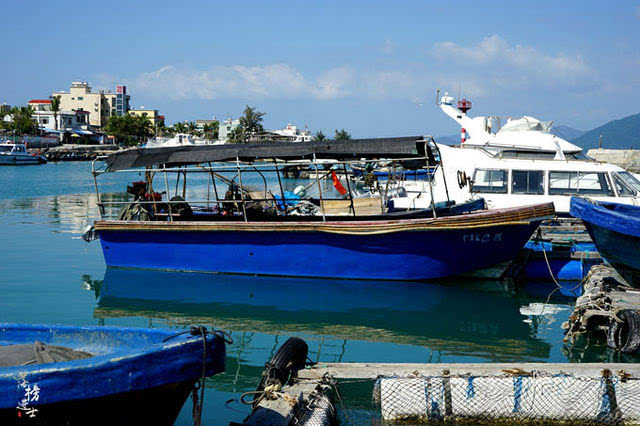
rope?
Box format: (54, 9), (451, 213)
(191, 326), (207, 426)
(240, 383), (298, 407)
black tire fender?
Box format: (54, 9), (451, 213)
(254, 337), (309, 405)
(608, 310), (640, 353)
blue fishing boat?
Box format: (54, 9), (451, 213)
(0, 323), (226, 424)
(90, 137), (554, 280)
(570, 197), (640, 287)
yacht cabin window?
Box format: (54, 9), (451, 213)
(612, 173), (636, 196)
(617, 172), (640, 194)
(548, 171), (614, 196)
(472, 169), (508, 193)
(0, 146), (12, 153)
(512, 170), (544, 194)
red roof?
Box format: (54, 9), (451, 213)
(28, 99), (51, 104)
(75, 110), (90, 114)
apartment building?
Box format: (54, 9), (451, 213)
(129, 107), (163, 132)
(52, 82), (130, 128)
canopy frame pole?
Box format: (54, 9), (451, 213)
(181, 169), (187, 199)
(342, 162), (356, 216)
(431, 138), (451, 204)
(273, 160), (287, 214)
(174, 168), (181, 195)
(91, 159), (105, 219)
(208, 162), (221, 211)
(236, 157), (248, 222)
(162, 164), (174, 221)
(313, 154), (326, 221)
(425, 141), (437, 218)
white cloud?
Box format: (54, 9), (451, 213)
(126, 64), (354, 101)
(432, 34), (600, 92)
(119, 36), (603, 105)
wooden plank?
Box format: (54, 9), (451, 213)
(321, 197), (381, 215)
(298, 363), (640, 380)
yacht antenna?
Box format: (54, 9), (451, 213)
(599, 135), (603, 149)
(435, 89), (440, 105)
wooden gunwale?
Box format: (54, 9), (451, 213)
(95, 203), (554, 235)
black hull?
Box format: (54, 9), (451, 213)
(0, 380), (194, 426)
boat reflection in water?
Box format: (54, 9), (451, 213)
(94, 268), (555, 363)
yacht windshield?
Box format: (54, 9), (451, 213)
(0, 146), (12, 153)
(617, 172), (640, 193)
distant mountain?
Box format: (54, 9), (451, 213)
(551, 125), (585, 141)
(571, 113), (640, 150)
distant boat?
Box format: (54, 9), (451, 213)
(570, 197), (640, 286)
(144, 133), (222, 148)
(0, 323), (226, 424)
(0, 142), (47, 165)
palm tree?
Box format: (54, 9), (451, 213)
(174, 122), (188, 134)
(314, 130), (326, 141)
(334, 129), (351, 141)
(51, 96), (61, 130)
(187, 121), (198, 136)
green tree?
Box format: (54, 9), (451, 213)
(51, 95), (61, 131)
(314, 130), (326, 141)
(228, 105), (265, 143)
(186, 121), (198, 136)
(334, 129), (351, 141)
(202, 122), (219, 140)
(9, 106), (38, 135)
(173, 122), (188, 134)
(105, 114), (153, 146)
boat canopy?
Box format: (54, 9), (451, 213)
(104, 136), (430, 171)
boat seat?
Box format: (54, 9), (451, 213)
(0, 341), (93, 367)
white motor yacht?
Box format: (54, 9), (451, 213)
(390, 93), (640, 214)
(0, 142), (47, 165)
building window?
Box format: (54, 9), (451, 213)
(512, 170), (544, 194)
(77, 96), (83, 100)
(42, 118), (49, 124)
(549, 171), (614, 196)
(472, 169), (508, 193)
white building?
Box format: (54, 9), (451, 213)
(218, 118), (240, 142)
(32, 110), (92, 141)
(271, 123), (312, 142)
(28, 99), (52, 111)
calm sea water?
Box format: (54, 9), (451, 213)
(0, 162), (636, 425)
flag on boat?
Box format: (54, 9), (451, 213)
(331, 170), (347, 195)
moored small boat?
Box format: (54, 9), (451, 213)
(570, 197), (640, 287)
(0, 142), (47, 165)
(0, 323), (226, 424)
(90, 137), (554, 280)
(95, 202), (553, 280)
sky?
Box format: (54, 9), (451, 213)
(2, 1), (639, 137)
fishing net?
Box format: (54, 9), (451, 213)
(328, 371), (640, 425)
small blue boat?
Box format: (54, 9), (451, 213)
(570, 197), (640, 287)
(0, 323), (226, 424)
